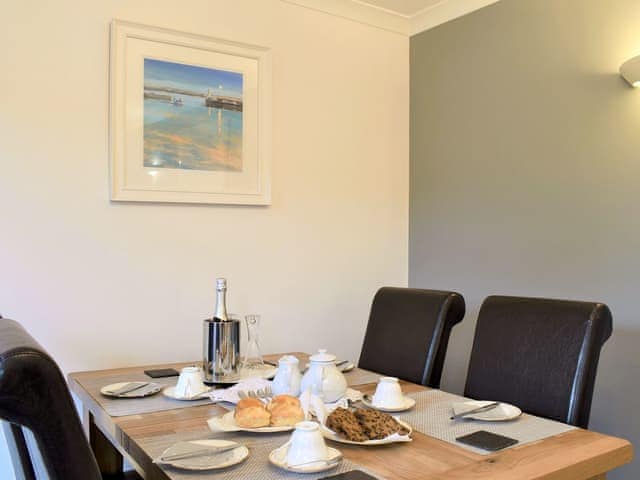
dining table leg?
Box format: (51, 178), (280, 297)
(84, 408), (123, 476)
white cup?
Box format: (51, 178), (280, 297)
(286, 421), (328, 466)
(175, 366), (205, 398)
(372, 376), (404, 408)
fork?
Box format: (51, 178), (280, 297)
(238, 387), (273, 400)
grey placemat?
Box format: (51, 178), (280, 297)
(343, 368), (382, 386)
(76, 371), (212, 417)
(397, 390), (576, 455)
(138, 429), (386, 480)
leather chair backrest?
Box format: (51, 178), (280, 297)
(464, 295), (612, 428)
(0, 318), (102, 479)
(358, 287), (465, 387)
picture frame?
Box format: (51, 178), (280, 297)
(110, 20), (272, 205)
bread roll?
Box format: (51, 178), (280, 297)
(234, 397), (271, 428)
(268, 395), (305, 426)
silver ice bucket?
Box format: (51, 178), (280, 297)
(203, 318), (240, 384)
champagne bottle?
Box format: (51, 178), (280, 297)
(212, 278), (229, 321)
(203, 277), (239, 384)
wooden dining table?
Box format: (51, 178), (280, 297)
(68, 353), (633, 480)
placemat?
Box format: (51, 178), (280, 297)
(76, 365), (380, 418)
(75, 371), (212, 417)
(343, 367), (382, 387)
(398, 390), (576, 455)
(138, 429), (386, 480)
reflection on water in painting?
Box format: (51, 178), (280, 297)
(143, 58), (243, 172)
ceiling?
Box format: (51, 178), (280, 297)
(282, 0), (500, 35)
(355, 0), (445, 17)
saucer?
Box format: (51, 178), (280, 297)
(156, 440), (248, 470)
(362, 395), (416, 412)
(269, 443), (342, 473)
(163, 385), (211, 401)
(452, 401), (522, 421)
(100, 382), (162, 398)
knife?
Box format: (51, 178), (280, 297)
(450, 402), (500, 420)
(108, 382), (150, 396)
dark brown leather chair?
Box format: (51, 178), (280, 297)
(464, 295), (613, 428)
(358, 287), (465, 387)
(0, 317), (140, 479)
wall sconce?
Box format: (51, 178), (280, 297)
(620, 55), (640, 87)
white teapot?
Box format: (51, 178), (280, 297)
(300, 349), (347, 403)
(272, 355), (302, 396)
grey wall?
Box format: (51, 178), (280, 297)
(410, 0), (640, 478)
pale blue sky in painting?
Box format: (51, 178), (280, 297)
(144, 58), (243, 98)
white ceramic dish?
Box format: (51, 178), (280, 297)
(156, 440), (248, 470)
(320, 418), (413, 446)
(163, 386), (211, 401)
(207, 410), (295, 433)
(269, 443), (342, 473)
(100, 382), (162, 398)
(361, 395), (416, 413)
(452, 401), (522, 421)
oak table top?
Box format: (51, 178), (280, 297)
(68, 353), (633, 480)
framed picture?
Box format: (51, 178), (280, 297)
(110, 21), (272, 205)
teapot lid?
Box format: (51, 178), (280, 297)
(309, 349), (336, 363)
(278, 355), (299, 364)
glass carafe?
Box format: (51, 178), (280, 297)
(242, 314), (264, 370)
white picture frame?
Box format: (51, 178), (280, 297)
(110, 20), (272, 205)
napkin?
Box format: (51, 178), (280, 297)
(451, 400), (496, 417)
(299, 388), (363, 424)
(207, 378), (272, 405)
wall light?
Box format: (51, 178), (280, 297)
(620, 55), (640, 87)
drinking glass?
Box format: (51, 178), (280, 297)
(242, 314), (264, 370)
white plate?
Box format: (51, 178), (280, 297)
(320, 418), (413, 445)
(269, 443), (342, 473)
(361, 395), (416, 413)
(157, 440), (248, 470)
(207, 410), (295, 433)
(163, 386), (212, 401)
(100, 382), (162, 398)
(210, 365), (277, 384)
(452, 401), (522, 421)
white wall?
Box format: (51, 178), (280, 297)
(0, 1), (409, 476)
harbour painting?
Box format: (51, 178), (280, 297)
(143, 58), (243, 172)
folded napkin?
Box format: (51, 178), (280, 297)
(207, 378), (272, 405)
